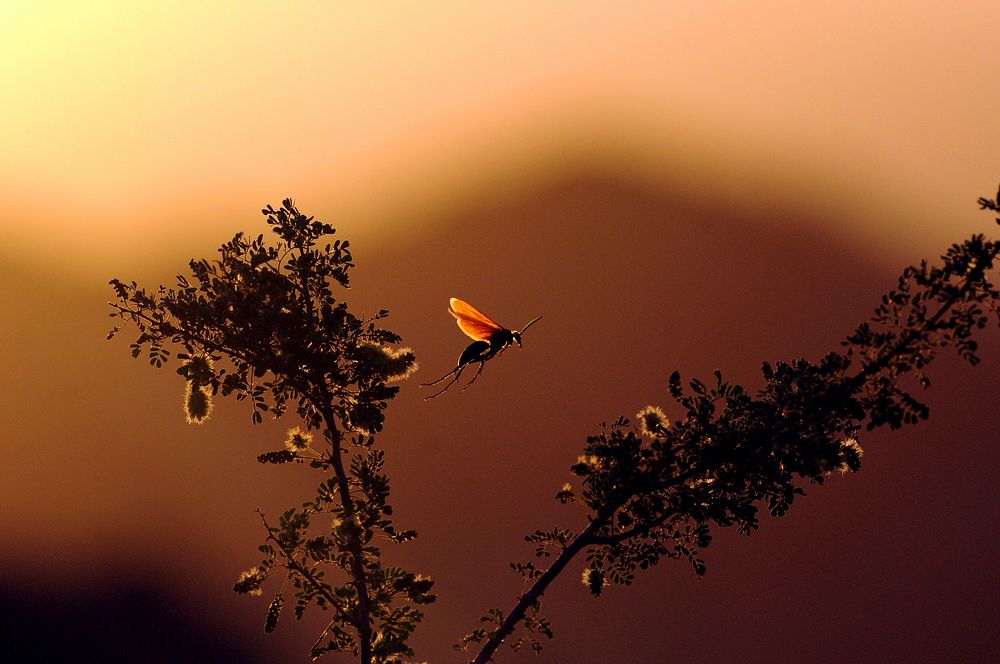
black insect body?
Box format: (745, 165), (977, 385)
(421, 298), (541, 400)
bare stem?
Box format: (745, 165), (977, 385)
(319, 405), (374, 664)
(471, 516), (606, 664)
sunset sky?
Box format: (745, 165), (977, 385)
(2, 3), (998, 662)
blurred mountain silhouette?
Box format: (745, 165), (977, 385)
(1, 166), (996, 663)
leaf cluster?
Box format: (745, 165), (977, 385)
(465, 190), (1000, 662)
(109, 200), (430, 663)
(109, 200), (402, 431)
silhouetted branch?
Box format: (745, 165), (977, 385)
(465, 192), (1000, 662)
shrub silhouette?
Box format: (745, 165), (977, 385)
(110, 188), (1000, 663)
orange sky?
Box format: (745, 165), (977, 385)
(3, 1), (1000, 274)
(2, 3), (999, 663)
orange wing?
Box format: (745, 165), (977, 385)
(449, 297), (504, 341)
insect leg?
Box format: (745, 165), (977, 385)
(459, 361), (488, 394)
(423, 365), (466, 400)
(420, 366), (462, 387)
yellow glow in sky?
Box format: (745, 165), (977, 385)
(2, 1), (1000, 273)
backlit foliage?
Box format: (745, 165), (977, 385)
(459, 188), (1000, 664)
(109, 200), (432, 663)
(109, 187), (1000, 664)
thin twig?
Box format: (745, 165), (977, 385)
(255, 509), (353, 625)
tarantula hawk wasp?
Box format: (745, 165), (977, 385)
(420, 297), (542, 400)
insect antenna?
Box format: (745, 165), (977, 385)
(519, 315), (543, 335)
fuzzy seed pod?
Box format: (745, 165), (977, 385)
(184, 382), (213, 424)
(264, 594), (283, 633)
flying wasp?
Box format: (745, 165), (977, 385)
(421, 297), (542, 400)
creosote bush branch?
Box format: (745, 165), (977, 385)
(109, 200), (430, 664)
(457, 188), (1000, 664)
